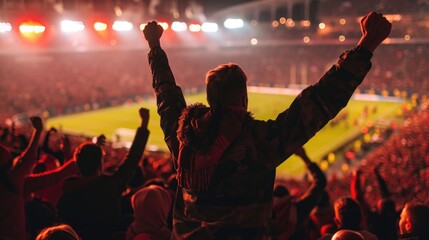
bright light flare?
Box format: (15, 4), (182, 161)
(189, 24), (201, 32)
(139, 23), (147, 31)
(250, 38), (258, 45)
(94, 22), (107, 32)
(19, 22), (45, 33)
(159, 22), (169, 30)
(201, 22), (218, 32)
(303, 36), (310, 43)
(171, 21), (187, 32)
(112, 21), (133, 32)
(300, 20), (311, 27)
(286, 18), (295, 27)
(0, 22), (12, 33)
(61, 20), (85, 33)
(224, 18), (244, 29)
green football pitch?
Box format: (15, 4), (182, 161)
(47, 92), (403, 178)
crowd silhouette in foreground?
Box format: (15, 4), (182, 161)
(0, 11), (429, 240)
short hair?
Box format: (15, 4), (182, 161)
(334, 197), (362, 230)
(405, 203), (429, 235)
(332, 229), (364, 240)
(205, 63), (247, 108)
(74, 142), (103, 176)
(36, 224), (80, 240)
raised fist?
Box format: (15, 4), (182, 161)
(30, 116), (43, 132)
(143, 21), (164, 49)
(358, 12), (392, 52)
(139, 108), (150, 129)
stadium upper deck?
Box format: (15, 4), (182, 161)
(0, 0), (428, 53)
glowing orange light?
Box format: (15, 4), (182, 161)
(19, 21), (45, 34)
(94, 22), (108, 31)
(19, 21), (46, 42)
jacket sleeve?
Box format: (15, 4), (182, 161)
(148, 47), (186, 168)
(254, 47), (373, 168)
(24, 159), (77, 193)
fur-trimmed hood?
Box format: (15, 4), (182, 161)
(175, 103), (251, 191)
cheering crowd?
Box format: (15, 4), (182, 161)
(1, 11), (428, 240)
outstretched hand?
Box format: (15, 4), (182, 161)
(143, 21), (163, 49)
(139, 108), (149, 129)
(30, 116), (43, 132)
(357, 12), (392, 52)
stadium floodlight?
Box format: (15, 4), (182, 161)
(61, 20), (85, 33)
(19, 22), (45, 33)
(0, 22), (12, 33)
(189, 23), (201, 32)
(94, 21), (108, 32)
(224, 18), (244, 29)
(171, 21), (187, 32)
(139, 23), (147, 31)
(201, 22), (218, 32)
(159, 22), (169, 30)
(112, 20), (133, 32)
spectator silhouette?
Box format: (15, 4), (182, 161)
(332, 197), (378, 240)
(332, 229), (365, 240)
(0, 116), (43, 240)
(309, 190), (337, 240)
(271, 147), (327, 239)
(398, 203), (429, 240)
(126, 185), (172, 240)
(143, 12), (391, 239)
(351, 165), (398, 240)
(35, 224), (80, 240)
(57, 108), (150, 239)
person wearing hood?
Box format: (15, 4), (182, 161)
(57, 108), (150, 239)
(143, 12), (391, 239)
(126, 185), (172, 240)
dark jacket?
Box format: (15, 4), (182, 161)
(149, 46), (372, 239)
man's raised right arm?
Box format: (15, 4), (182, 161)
(143, 21), (186, 163)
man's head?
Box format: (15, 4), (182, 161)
(332, 229), (364, 240)
(334, 197), (362, 230)
(74, 142), (103, 176)
(399, 203), (429, 236)
(205, 63), (248, 109)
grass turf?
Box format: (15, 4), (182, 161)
(47, 92), (403, 178)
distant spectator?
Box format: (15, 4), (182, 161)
(271, 147), (327, 239)
(126, 185), (172, 240)
(351, 165), (398, 240)
(0, 117), (43, 240)
(35, 224), (80, 240)
(332, 197), (378, 240)
(332, 229), (364, 240)
(57, 108), (150, 239)
(398, 203), (429, 240)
